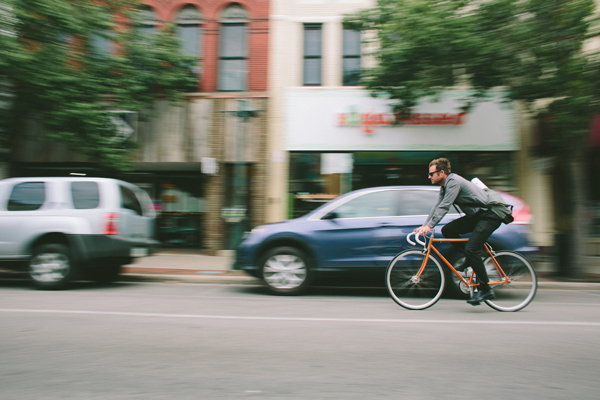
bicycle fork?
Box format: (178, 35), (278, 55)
(413, 247), (434, 283)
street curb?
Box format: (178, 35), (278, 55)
(120, 269), (600, 290)
(120, 268), (259, 285)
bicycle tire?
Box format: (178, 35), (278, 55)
(483, 251), (537, 312)
(386, 250), (445, 310)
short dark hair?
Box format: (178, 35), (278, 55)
(429, 158), (451, 174)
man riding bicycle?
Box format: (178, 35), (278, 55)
(413, 158), (513, 305)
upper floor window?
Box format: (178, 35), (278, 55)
(342, 28), (361, 86)
(303, 24), (322, 86)
(218, 4), (247, 91)
(138, 5), (157, 40)
(91, 26), (113, 58)
(176, 5), (202, 61)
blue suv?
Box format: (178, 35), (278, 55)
(236, 186), (537, 295)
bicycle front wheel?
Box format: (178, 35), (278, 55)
(386, 250), (445, 310)
(483, 251), (537, 312)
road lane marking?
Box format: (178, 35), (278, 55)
(1, 308), (600, 326)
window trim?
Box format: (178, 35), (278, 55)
(218, 22), (247, 92)
(176, 4), (202, 62)
(342, 28), (361, 86)
(303, 23), (322, 86)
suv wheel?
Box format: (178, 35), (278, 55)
(29, 243), (75, 290)
(259, 246), (312, 295)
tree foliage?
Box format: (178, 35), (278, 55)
(0, 0), (197, 171)
(345, 0), (600, 150)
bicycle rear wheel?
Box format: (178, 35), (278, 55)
(386, 250), (445, 310)
(483, 251), (537, 312)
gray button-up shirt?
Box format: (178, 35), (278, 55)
(425, 173), (489, 228)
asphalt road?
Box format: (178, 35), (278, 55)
(1, 279), (599, 400)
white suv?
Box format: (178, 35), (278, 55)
(0, 177), (158, 289)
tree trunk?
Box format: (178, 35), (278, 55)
(555, 145), (587, 279)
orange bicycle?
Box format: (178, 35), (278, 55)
(385, 232), (537, 312)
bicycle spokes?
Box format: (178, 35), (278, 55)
(386, 250), (445, 310)
(483, 251), (537, 312)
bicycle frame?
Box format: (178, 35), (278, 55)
(416, 237), (510, 289)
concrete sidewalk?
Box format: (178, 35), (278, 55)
(128, 251), (234, 271)
(122, 251), (257, 284)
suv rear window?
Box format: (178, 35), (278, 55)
(120, 185), (143, 216)
(7, 182), (46, 211)
(71, 181), (100, 209)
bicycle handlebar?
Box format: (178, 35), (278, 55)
(407, 232), (427, 246)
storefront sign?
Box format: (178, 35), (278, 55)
(284, 89), (518, 151)
(337, 106), (467, 134)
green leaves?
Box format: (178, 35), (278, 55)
(0, 0), (197, 171)
(345, 0), (599, 153)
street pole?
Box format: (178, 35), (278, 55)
(217, 98), (261, 250)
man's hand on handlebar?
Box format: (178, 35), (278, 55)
(413, 225), (431, 237)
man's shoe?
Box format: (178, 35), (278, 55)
(467, 288), (495, 306)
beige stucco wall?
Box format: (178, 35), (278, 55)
(267, 0), (376, 223)
(515, 104), (556, 247)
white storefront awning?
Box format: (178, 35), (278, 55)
(283, 88), (519, 151)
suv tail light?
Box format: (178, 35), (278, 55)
(103, 213), (120, 235)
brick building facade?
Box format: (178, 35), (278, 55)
(15, 0), (271, 254)
(144, 0), (269, 92)
(136, 0), (270, 253)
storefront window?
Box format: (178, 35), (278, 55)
(289, 153), (352, 219)
(288, 151), (515, 218)
(156, 179), (205, 248)
(129, 174), (206, 249)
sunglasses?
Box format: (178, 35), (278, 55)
(428, 169), (441, 178)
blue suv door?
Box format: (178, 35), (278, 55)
(374, 188), (461, 266)
(310, 189), (400, 269)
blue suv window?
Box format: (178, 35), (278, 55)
(333, 190), (398, 218)
(71, 181), (100, 209)
(7, 182), (46, 211)
(397, 190), (459, 216)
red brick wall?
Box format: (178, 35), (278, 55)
(143, 0), (269, 92)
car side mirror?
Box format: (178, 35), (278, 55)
(322, 211), (338, 220)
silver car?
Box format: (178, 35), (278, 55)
(0, 177), (158, 289)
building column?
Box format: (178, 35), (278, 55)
(203, 98), (227, 254)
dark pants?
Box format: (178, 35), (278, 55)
(441, 211), (502, 291)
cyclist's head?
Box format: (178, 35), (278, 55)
(429, 158), (451, 175)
